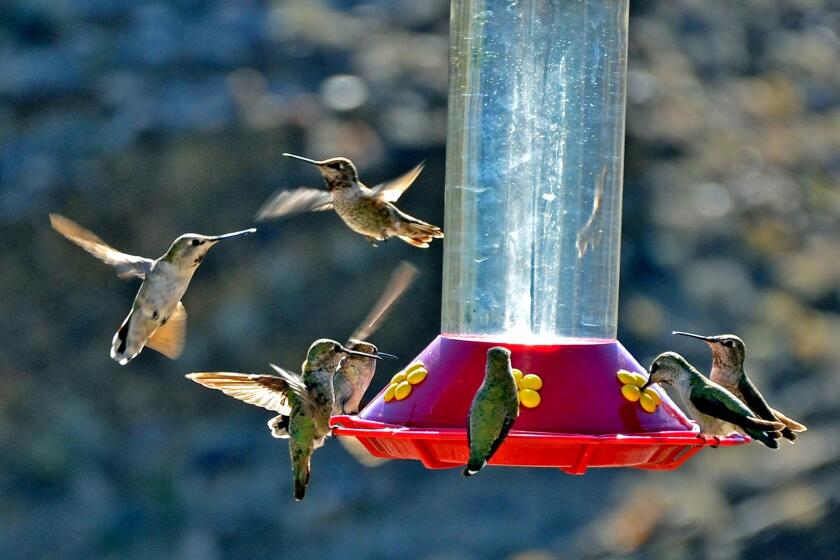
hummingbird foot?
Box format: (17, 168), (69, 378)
(697, 434), (721, 448)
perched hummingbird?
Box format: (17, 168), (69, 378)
(643, 352), (785, 448)
(464, 346), (520, 476)
(333, 261), (418, 415)
(673, 331), (807, 442)
(50, 214), (255, 365)
(187, 339), (381, 501)
(256, 154), (444, 248)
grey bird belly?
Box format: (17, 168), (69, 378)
(332, 189), (392, 237)
(134, 267), (192, 321)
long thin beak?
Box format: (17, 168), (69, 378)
(376, 352), (398, 360)
(641, 380), (652, 391)
(210, 228), (257, 241)
(342, 347), (382, 360)
(283, 153), (322, 166)
(672, 331), (714, 342)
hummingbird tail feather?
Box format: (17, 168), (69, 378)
(268, 415), (290, 438)
(294, 464), (311, 501)
(771, 408), (807, 433)
(463, 459), (486, 477)
(110, 311), (141, 365)
(740, 415), (785, 433)
(747, 428), (781, 449)
(394, 217), (443, 248)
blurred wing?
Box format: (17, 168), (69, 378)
(339, 437), (389, 468)
(348, 261), (419, 343)
(50, 214), (154, 279)
(254, 188), (333, 221)
(186, 371), (296, 415)
(146, 301), (187, 359)
(370, 162), (425, 203)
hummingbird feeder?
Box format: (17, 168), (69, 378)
(331, 0), (746, 473)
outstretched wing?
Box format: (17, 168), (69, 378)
(186, 371), (302, 415)
(348, 261), (419, 343)
(50, 214), (154, 279)
(254, 188), (333, 221)
(369, 162), (425, 203)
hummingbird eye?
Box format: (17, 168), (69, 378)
(722, 340), (733, 347)
(650, 362), (659, 374)
(191, 239), (204, 246)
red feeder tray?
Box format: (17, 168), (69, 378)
(331, 335), (747, 473)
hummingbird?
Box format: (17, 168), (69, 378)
(673, 331), (807, 442)
(256, 154), (444, 248)
(643, 352), (785, 448)
(464, 346), (520, 476)
(187, 339), (381, 501)
(333, 261), (418, 415)
(50, 214), (255, 365)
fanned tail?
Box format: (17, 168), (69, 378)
(395, 216), (443, 248)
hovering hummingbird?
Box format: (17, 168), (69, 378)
(50, 214), (255, 365)
(643, 352), (785, 448)
(187, 339), (381, 501)
(188, 262), (415, 468)
(256, 154), (444, 248)
(673, 331), (807, 442)
(464, 346), (520, 476)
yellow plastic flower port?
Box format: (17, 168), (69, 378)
(384, 362), (428, 403)
(513, 368), (543, 409)
(616, 369), (661, 413)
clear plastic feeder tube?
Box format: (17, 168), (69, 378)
(442, 0), (628, 342)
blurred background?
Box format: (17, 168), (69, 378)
(2, 0), (839, 558)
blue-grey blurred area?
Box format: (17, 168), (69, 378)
(1, 0), (839, 558)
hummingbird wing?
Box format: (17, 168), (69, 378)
(690, 383), (784, 433)
(145, 301), (187, 360)
(347, 261), (419, 343)
(736, 373), (780, 423)
(186, 371), (303, 415)
(369, 162), (425, 202)
(50, 214), (154, 279)
(338, 437), (389, 468)
(254, 188), (333, 221)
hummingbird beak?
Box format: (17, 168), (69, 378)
(641, 380), (652, 391)
(343, 348), (382, 360)
(209, 228), (257, 242)
(672, 331), (715, 342)
(283, 153), (323, 166)
(376, 351), (398, 360)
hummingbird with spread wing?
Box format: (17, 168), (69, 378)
(643, 352), (785, 448)
(256, 154), (443, 248)
(186, 262), (416, 476)
(673, 331), (807, 442)
(50, 214), (255, 365)
(188, 339), (381, 501)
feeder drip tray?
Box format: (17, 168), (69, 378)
(331, 336), (746, 473)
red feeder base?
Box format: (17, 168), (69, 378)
(331, 335), (747, 473)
